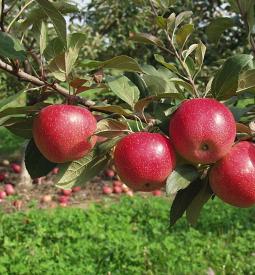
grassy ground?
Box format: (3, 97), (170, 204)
(0, 127), (24, 157)
(0, 196), (254, 275)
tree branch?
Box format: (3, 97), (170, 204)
(0, 58), (148, 122)
(236, 0), (255, 56)
(148, 0), (200, 97)
(0, 0), (5, 31)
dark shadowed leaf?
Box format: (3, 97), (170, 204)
(35, 0), (67, 45)
(130, 32), (165, 48)
(5, 118), (33, 139)
(0, 32), (26, 61)
(25, 139), (57, 179)
(175, 24), (194, 49)
(206, 17), (234, 44)
(211, 54), (253, 100)
(92, 105), (131, 116)
(166, 164), (199, 196)
(170, 178), (203, 226)
(186, 181), (213, 225)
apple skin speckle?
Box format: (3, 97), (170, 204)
(33, 104), (97, 163)
(114, 132), (176, 192)
(210, 141), (255, 208)
(169, 98), (236, 164)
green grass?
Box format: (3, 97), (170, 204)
(0, 127), (24, 156)
(0, 196), (254, 275)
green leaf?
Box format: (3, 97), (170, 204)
(65, 33), (87, 76)
(0, 32), (26, 61)
(175, 11), (193, 27)
(82, 55), (143, 73)
(166, 165), (199, 196)
(186, 181), (213, 226)
(18, 2), (78, 31)
(25, 139), (57, 179)
(43, 37), (65, 61)
(175, 23), (194, 49)
(35, 0), (67, 45)
(182, 44), (198, 60)
(106, 75), (140, 109)
(0, 90), (25, 111)
(154, 54), (178, 73)
(134, 93), (184, 113)
(170, 178), (203, 226)
(195, 41), (206, 68)
(96, 119), (128, 138)
(130, 32), (165, 48)
(92, 105), (131, 116)
(156, 16), (167, 29)
(238, 69), (255, 93)
(55, 150), (109, 188)
(40, 21), (47, 56)
(48, 53), (66, 81)
(206, 17), (234, 44)
(5, 118), (33, 139)
(211, 54), (253, 100)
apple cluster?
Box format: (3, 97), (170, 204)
(32, 98), (255, 208)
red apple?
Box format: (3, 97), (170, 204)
(61, 189), (72, 196)
(13, 200), (22, 210)
(114, 132), (176, 192)
(105, 169), (115, 178)
(169, 98), (236, 164)
(113, 180), (122, 187)
(52, 167), (59, 175)
(113, 185), (122, 194)
(152, 190), (162, 196)
(0, 191), (7, 199)
(2, 160), (10, 166)
(11, 163), (21, 174)
(121, 184), (129, 193)
(59, 202), (68, 207)
(58, 195), (69, 203)
(33, 104), (97, 163)
(209, 141), (255, 207)
(126, 190), (134, 197)
(41, 195), (52, 203)
(102, 185), (113, 195)
(4, 183), (15, 195)
(72, 186), (81, 193)
(0, 173), (6, 182)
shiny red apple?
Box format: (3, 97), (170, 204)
(33, 104), (97, 163)
(169, 98), (236, 164)
(209, 141), (255, 207)
(114, 132), (176, 192)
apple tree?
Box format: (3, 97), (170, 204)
(0, 0), (254, 226)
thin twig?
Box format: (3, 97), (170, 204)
(148, 0), (200, 97)
(236, 0), (255, 56)
(7, 0), (34, 32)
(0, 58), (148, 122)
(0, 0), (5, 31)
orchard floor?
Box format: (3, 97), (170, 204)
(0, 196), (254, 274)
